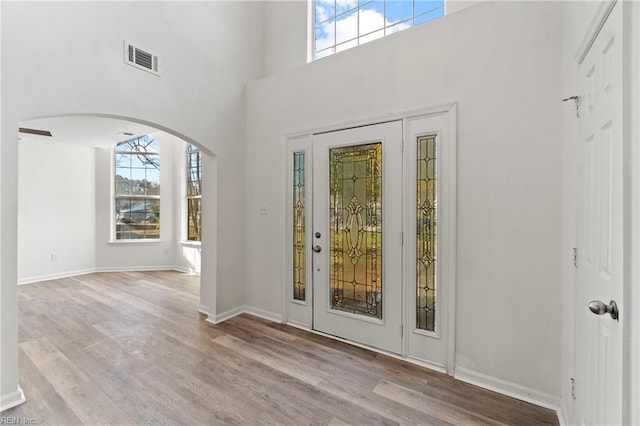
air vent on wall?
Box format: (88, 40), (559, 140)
(124, 41), (160, 76)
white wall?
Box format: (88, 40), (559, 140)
(1, 1), (263, 405)
(17, 140), (96, 283)
(263, 1), (309, 76)
(246, 0), (563, 402)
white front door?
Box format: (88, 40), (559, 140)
(312, 121), (403, 354)
(575, 3), (623, 424)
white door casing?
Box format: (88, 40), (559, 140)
(575, 2), (623, 424)
(312, 121), (403, 354)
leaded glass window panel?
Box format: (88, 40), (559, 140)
(293, 152), (306, 301)
(417, 135), (437, 331)
(114, 135), (160, 240)
(186, 144), (202, 241)
(329, 142), (382, 319)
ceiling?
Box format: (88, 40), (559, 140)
(18, 116), (163, 148)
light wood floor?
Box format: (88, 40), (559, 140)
(5, 271), (558, 425)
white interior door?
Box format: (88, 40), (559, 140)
(575, 3), (623, 424)
(312, 121), (403, 354)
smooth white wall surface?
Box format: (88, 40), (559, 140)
(18, 140), (96, 283)
(246, 1), (562, 399)
(263, 1), (308, 76)
(1, 1), (262, 403)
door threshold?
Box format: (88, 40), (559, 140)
(285, 320), (448, 375)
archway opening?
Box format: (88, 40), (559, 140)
(16, 114), (216, 314)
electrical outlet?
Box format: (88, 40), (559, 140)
(259, 204), (268, 216)
(51, 253), (58, 262)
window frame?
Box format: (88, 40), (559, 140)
(311, 0), (446, 60)
(112, 135), (161, 242)
(185, 143), (203, 244)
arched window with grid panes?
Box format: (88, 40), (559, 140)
(114, 135), (161, 240)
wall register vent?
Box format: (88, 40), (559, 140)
(124, 41), (160, 76)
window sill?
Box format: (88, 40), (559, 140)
(108, 240), (162, 246)
(179, 241), (202, 248)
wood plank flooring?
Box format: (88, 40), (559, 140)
(5, 271), (558, 425)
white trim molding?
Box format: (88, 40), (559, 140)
(197, 304), (210, 316)
(454, 366), (560, 411)
(18, 266), (200, 284)
(94, 265), (178, 273)
(206, 305), (285, 326)
(0, 387), (26, 412)
(244, 305), (283, 323)
(18, 268), (95, 285)
(206, 305), (245, 325)
(574, 0), (617, 64)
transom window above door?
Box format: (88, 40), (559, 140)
(313, 0), (445, 59)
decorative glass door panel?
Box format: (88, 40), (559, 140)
(313, 121), (402, 355)
(416, 135), (436, 332)
(329, 143), (382, 319)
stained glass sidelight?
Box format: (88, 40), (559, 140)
(293, 152), (306, 301)
(416, 135), (437, 331)
(329, 143), (382, 319)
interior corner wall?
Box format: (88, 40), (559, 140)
(246, 1), (563, 401)
(1, 0), (264, 405)
(17, 141), (96, 283)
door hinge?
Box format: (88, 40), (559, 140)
(570, 377), (576, 399)
(401, 139), (405, 152)
(400, 231), (404, 245)
(400, 324), (404, 337)
(572, 248), (578, 268)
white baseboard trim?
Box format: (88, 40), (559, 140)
(172, 265), (201, 275)
(197, 304), (210, 316)
(95, 265), (177, 273)
(19, 266), (197, 285)
(454, 366), (560, 411)
(205, 305), (284, 326)
(244, 306), (283, 323)
(0, 386), (25, 413)
(557, 398), (572, 426)
(18, 269), (95, 285)
(206, 305), (245, 325)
